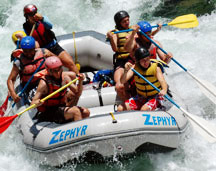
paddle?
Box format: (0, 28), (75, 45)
(113, 14), (198, 34)
(151, 14), (198, 29)
(0, 96), (9, 117)
(0, 77), (79, 134)
(131, 68), (216, 143)
(139, 30), (216, 105)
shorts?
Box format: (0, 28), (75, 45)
(113, 55), (135, 71)
(37, 106), (67, 124)
(114, 58), (128, 71)
(125, 94), (164, 111)
(47, 42), (65, 56)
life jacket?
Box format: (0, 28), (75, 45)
(134, 59), (167, 98)
(23, 21), (56, 48)
(17, 48), (46, 84)
(135, 37), (157, 59)
(114, 27), (132, 59)
(37, 73), (67, 112)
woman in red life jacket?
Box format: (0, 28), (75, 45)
(124, 21), (173, 64)
(31, 56), (90, 123)
(23, 4), (79, 74)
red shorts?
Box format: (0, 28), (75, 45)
(125, 94), (164, 111)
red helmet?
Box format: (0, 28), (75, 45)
(45, 56), (62, 69)
(24, 4), (37, 17)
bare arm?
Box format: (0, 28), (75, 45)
(7, 65), (20, 103)
(151, 24), (162, 36)
(31, 79), (48, 106)
(155, 40), (173, 63)
(156, 67), (167, 96)
(107, 31), (118, 52)
(120, 62), (134, 84)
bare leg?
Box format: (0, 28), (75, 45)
(140, 104), (151, 111)
(64, 106), (90, 121)
(114, 68), (129, 101)
(58, 50), (79, 74)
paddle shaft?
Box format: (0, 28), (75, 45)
(131, 68), (216, 139)
(140, 31), (216, 97)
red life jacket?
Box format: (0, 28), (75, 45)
(38, 74), (67, 112)
(23, 21), (56, 47)
(18, 48), (46, 84)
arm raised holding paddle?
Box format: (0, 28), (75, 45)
(124, 22), (173, 64)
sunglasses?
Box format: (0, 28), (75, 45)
(27, 12), (36, 17)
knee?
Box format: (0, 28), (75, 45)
(115, 82), (124, 92)
(82, 108), (90, 118)
(117, 104), (124, 112)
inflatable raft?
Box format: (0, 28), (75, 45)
(13, 30), (189, 166)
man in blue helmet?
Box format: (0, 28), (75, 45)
(7, 36), (75, 103)
(124, 21), (172, 64)
(7, 36), (55, 103)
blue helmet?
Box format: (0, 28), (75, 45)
(20, 36), (35, 49)
(137, 21), (152, 33)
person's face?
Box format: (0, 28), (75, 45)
(22, 48), (36, 59)
(140, 31), (152, 42)
(139, 57), (150, 68)
(49, 66), (63, 79)
(120, 17), (130, 29)
(26, 12), (36, 24)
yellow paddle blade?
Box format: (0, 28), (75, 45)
(168, 14), (199, 28)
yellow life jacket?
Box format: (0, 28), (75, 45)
(134, 59), (168, 98)
(115, 27), (132, 59)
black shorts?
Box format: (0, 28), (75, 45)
(114, 58), (129, 71)
(37, 106), (67, 124)
(47, 42), (65, 56)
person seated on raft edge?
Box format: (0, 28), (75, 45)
(124, 21), (173, 64)
(31, 56), (90, 124)
(7, 36), (72, 103)
(11, 30), (40, 62)
(23, 4), (79, 74)
(117, 47), (168, 112)
(106, 10), (162, 103)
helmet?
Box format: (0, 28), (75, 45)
(135, 47), (150, 61)
(45, 56), (62, 69)
(114, 10), (129, 26)
(137, 21), (152, 33)
(20, 36), (35, 49)
(24, 4), (37, 16)
(12, 31), (27, 44)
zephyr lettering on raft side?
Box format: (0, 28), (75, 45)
(142, 114), (176, 126)
(49, 125), (88, 145)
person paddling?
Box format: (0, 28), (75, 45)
(124, 21), (173, 63)
(117, 47), (167, 111)
(23, 4), (79, 74)
(31, 56), (90, 123)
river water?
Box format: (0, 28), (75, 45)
(0, 0), (216, 170)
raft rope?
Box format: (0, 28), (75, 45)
(72, 32), (80, 71)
